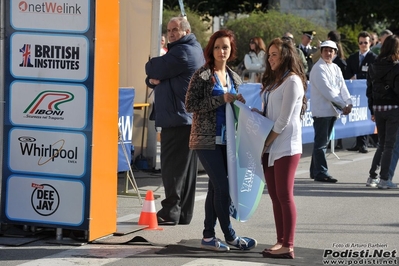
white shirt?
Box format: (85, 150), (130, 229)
(309, 58), (352, 117)
(262, 75), (304, 166)
(244, 51), (266, 82)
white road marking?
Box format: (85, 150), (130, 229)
(182, 258), (273, 266)
(333, 155), (373, 164)
(18, 245), (151, 266)
(295, 170), (309, 176)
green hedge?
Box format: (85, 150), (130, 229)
(225, 10), (330, 66)
(162, 8), (366, 65)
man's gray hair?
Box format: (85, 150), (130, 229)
(380, 29), (393, 37)
(169, 17), (191, 32)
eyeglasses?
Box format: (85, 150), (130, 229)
(167, 28), (181, 34)
(359, 42), (369, 45)
(250, 41), (255, 44)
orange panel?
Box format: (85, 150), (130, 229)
(89, 0), (119, 241)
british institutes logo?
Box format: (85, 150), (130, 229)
(19, 43), (80, 70)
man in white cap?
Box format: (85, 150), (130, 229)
(309, 40), (353, 183)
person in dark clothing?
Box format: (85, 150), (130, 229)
(345, 31), (378, 153)
(145, 17), (205, 225)
(185, 29), (257, 252)
(298, 31), (318, 78)
(365, 35), (399, 189)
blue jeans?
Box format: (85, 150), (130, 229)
(196, 145), (236, 242)
(388, 129), (399, 181)
(369, 109), (399, 180)
(310, 116), (337, 178)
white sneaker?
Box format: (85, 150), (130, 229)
(366, 177), (380, 187)
(377, 179), (398, 189)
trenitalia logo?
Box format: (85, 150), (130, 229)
(18, 1), (82, 15)
(23, 90), (74, 116)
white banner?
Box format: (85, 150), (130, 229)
(226, 101), (274, 221)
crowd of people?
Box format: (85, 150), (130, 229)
(144, 15), (399, 259)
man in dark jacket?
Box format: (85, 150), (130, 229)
(298, 30), (318, 78)
(145, 17), (205, 225)
(345, 31), (378, 153)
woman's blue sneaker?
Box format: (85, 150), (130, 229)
(227, 237), (257, 250)
(201, 237), (230, 252)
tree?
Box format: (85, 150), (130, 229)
(163, 0), (269, 17)
(336, 0), (399, 31)
(225, 11), (330, 65)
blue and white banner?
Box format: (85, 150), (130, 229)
(239, 80), (375, 144)
(226, 101), (274, 222)
(118, 88), (135, 172)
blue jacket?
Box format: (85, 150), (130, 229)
(145, 34), (205, 128)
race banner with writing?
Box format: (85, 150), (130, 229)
(226, 101), (274, 221)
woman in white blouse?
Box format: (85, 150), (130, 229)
(252, 37), (307, 259)
(244, 37), (266, 82)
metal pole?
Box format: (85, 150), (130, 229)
(146, 0), (163, 169)
(55, 228), (63, 241)
(0, 0), (5, 184)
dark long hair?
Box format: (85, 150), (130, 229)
(378, 34), (399, 62)
(203, 29), (237, 71)
(249, 36), (266, 55)
(261, 38), (308, 118)
(328, 30), (346, 59)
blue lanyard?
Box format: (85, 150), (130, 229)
(214, 72), (236, 94)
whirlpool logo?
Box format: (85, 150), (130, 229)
(18, 136), (79, 165)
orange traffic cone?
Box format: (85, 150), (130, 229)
(138, 190), (163, 230)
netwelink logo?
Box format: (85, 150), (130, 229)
(23, 90), (74, 120)
(31, 183), (60, 216)
(18, 1), (82, 14)
(322, 243), (398, 265)
(18, 136), (78, 165)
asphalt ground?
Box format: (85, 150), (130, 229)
(1, 137), (399, 266)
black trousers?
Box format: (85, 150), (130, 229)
(355, 135), (368, 148)
(158, 125), (197, 224)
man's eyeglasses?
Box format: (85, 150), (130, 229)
(359, 42), (369, 45)
(167, 28), (181, 34)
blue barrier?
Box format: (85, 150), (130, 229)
(239, 80), (375, 144)
(118, 88), (135, 171)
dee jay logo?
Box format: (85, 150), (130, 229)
(31, 183), (60, 216)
